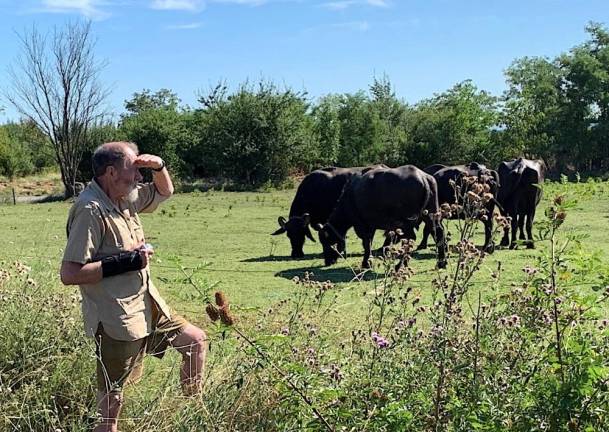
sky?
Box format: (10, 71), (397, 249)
(0, 0), (608, 122)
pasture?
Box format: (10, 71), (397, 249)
(1, 178), (609, 431)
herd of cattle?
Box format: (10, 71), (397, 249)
(271, 158), (547, 270)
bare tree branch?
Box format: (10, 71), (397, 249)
(4, 21), (110, 197)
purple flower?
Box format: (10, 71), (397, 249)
(371, 332), (390, 348)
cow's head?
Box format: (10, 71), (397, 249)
(313, 223), (345, 266)
(271, 214), (315, 258)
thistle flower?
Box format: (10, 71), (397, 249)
(371, 332), (389, 348)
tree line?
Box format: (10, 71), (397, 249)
(2, 22), (609, 194)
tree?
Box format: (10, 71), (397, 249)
(5, 21), (109, 197)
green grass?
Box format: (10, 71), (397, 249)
(1, 180), (608, 321)
(2, 178), (609, 430)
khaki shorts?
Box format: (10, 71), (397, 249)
(95, 309), (189, 393)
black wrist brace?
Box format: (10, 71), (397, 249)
(101, 251), (143, 278)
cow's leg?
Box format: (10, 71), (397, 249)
(509, 213), (519, 249)
(483, 211), (495, 254)
(526, 209), (536, 249)
(417, 221), (431, 250)
(360, 232), (374, 269)
(424, 215), (446, 268)
(500, 226), (510, 247)
(518, 214), (526, 241)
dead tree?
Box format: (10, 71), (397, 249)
(5, 21), (109, 197)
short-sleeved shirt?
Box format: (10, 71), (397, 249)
(63, 179), (172, 341)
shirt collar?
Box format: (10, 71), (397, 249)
(89, 178), (122, 213)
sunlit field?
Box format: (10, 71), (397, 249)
(1, 178), (609, 431)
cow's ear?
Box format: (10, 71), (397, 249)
(271, 227), (286, 235)
(312, 223), (323, 232)
(302, 213), (311, 226)
(278, 216), (287, 229)
(305, 227), (316, 242)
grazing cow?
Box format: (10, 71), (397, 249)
(272, 165), (385, 258)
(418, 162), (500, 252)
(423, 164), (447, 175)
(497, 158), (546, 249)
(314, 165), (447, 269)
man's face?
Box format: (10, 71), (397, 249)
(112, 149), (143, 197)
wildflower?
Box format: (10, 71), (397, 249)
(329, 364), (343, 382)
(598, 319), (609, 330)
(371, 331), (389, 348)
(281, 327), (290, 336)
(554, 195), (565, 206)
(522, 266), (538, 276)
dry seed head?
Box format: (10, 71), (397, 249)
(219, 306), (235, 326)
(205, 303), (220, 322)
(215, 291), (228, 307)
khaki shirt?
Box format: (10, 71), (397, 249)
(63, 179), (171, 341)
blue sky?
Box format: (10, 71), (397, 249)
(0, 0), (608, 121)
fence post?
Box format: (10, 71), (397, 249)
(12, 188), (16, 205)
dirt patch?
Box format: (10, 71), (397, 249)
(0, 173), (63, 197)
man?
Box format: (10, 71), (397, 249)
(60, 142), (207, 432)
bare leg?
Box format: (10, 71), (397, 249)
(170, 324), (208, 396)
(94, 391), (123, 432)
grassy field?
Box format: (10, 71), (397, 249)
(1, 178), (608, 318)
(1, 176), (609, 430)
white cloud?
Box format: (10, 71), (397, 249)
(366, 0), (388, 6)
(40, 0), (110, 19)
(165, 21), (203, 29)
(211, 0), (268, 5)
(331, 20), (369, 31)
(321, 0), (388, 10)
(151, 0), (205, 11)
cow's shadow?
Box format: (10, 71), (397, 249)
(275, 265), (380, 283)
(241, 254), (320, 263)
(243, 251), (365, 263)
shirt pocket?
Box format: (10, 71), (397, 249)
(117, 291), (147, 318)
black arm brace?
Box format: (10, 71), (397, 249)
(101, 251), (143, 278)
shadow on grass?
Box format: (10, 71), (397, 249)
(275, 264), (380, 283)
(240, 253), (321, 263)
(242, 251), (365, 263)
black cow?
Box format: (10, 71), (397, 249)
(497, 158), (546, 249)
(314, 165), (447, 270)
(418, 162), (500, 253)
(423, 164), (447, 175)
(272, 166), (385, 258)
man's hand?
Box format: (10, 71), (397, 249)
(136, 242), (154, 268)
(134, 154), (164, 171)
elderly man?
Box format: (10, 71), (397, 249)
(60, 142), (207, 432)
